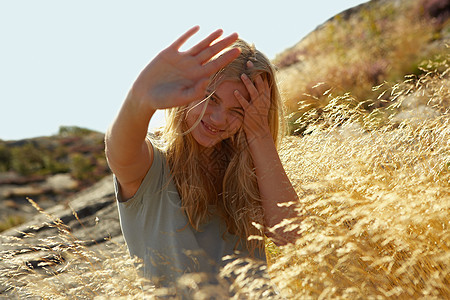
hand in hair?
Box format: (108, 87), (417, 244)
(129, 26), (241, 110)
(233, 61), (271, 142)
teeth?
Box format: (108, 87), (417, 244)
(204, 122), (219, 133)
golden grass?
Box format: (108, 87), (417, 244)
(273, 122), (449, 298)
(0, 198), (149, 299)
(275, 0), (448, 134)
(269, 58), (449, 299)
(1, 56), (449, 299)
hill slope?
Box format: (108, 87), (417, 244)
(0, 1), (449, 298)
(273, 0), (450, 134)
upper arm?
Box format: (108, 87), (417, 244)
(106, 138), (154, 200)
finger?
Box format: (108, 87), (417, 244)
(203, 47), (241, 75)
(234, 89), (250, 109)
(246, 60), (268, 92)
(186, 29), (224, 56)
(264, 76), (270, 90)
(240, 73), (259, 100)
(195, 32), (239, 64)
(254, 74), (266, 93)
(170, 26), (201, 50)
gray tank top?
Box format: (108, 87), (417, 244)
(114, 141), (266, 287)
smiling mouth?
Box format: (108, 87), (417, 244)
(201, 121), (223, 135)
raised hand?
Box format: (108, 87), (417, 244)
(129, 26), (241, 110)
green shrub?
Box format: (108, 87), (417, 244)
(0, 144), (12, 172)
(58, 126), (97, 137)
(10, 143), (45, 176)
(69, 153), (94, 181)
(0, 215), (26, 232)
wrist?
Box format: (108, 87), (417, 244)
(246, 129), (273, 147)
(125, 89), (157, 116)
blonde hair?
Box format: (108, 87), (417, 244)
(157, 39), (285, 255)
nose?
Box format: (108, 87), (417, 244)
(209, 105), (227, 127)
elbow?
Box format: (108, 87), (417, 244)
(104, 132), (114, 166)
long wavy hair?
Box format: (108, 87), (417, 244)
(154, 39), (285, 255)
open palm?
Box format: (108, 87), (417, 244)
(130, 26), (241, 110)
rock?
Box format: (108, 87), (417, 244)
(0, 175), (123, 298)
(41, 173), (79, 192)
(3, 199), (20, 210)
(2, 185), (47, 199)
(0, 172), (45, 186)
(0, 175), (117, 239)
(0, 173), (81, 224)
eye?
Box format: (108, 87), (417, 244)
(231, 109), (244, 118)
(209, 95), (219, 104)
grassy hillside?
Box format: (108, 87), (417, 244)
(274, 0), (450, 134)
(269, 59), (449, 298)
(1, 0), (449, 298)
(2, 55), (447, 299)
(0, 126), (108, 186)
(0, 126), (110, 232)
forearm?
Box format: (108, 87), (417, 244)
(105, 92), (156, 166)
(248, 133), (299, 245)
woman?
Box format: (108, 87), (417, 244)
(105, 26), (298, 289)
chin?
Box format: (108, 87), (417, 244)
(195, 136), (222, 149)
(191, 130), (225, 149)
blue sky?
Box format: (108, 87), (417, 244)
(0, 0), (368, 140)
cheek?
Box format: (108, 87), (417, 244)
(185, 111), (195, 128)
(185, 102), (206, 127)
(226, 115), (243, 135)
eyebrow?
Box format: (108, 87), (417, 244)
(208, 91), (244, 111)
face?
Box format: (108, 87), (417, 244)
(185, 80), (249, 149)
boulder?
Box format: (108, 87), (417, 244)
(0, 176), (124, 297)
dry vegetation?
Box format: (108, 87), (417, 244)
(274, 0), (450, 135)
(1, 55), (448, 299)
(270, 56), (449, 299)
(0, 199), (148, 299)
(1, 1), (449, 297)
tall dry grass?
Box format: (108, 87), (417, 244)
(1, 54), (449, 299)
(275, 0), (448, 134)
(0, 198), (149, 299)
(270, 55), (449, 299)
